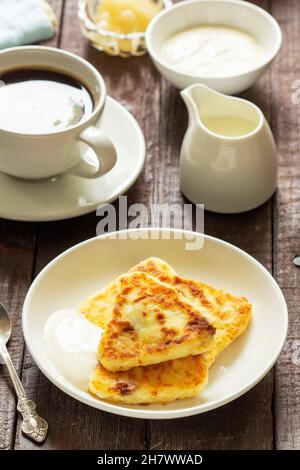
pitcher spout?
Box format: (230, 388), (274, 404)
(180, 84), (220, 127)
(180, 86), (199, 126)
(181, 84), (264, 139)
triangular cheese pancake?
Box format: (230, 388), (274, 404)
(131, 258), (252, 366)
(99, 271), (216, 372)
(80, 258), (177, 329)
(89, 355), (208, 404)
(80, 277), (120, 329)
(81, 257), (251, 367)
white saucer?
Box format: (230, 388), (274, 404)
(23, 229), (288, 419)
(0, 97), (145, 222)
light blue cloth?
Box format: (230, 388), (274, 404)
(0, 0), (54, 49)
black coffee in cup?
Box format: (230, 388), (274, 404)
(0, 68), (94, 134)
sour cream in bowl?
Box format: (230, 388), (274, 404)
(146, 0), (282, 94)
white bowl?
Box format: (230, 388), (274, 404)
(146, 0), (282, 94)
(22, 228), (288, 419)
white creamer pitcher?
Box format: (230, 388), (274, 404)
(180, 84), (277, 213)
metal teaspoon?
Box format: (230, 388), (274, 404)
(0, 303), (48, 443)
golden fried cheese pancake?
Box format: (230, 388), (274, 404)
(90, 355), (208, 404)
(131, 258), (252, 366)
(81, 257), (251, 366)
(99, 271), (216, 372)
(80, 258), (177, 329)
(80, 280), (118, 329)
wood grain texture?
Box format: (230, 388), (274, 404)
(0, 0), (63, 450)
(270, 0), (300, 450)
(0, 223), (36, 450)
(147, 0), (274, 450)
(16, 0), (274, 450)
(14, 0), (150, 450)
(3, 0), (298, 450)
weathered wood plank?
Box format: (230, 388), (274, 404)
(14, 0), (153, 450)
(0, 0), (63, 451)
(14, 0), (282, 450)
(0, 223), (36, 450)
(271, 0), (300, 450)
(148, 0), (274, 450)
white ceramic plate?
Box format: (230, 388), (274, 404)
(22, 229), (288, 419)
(0, 97), (145, 221)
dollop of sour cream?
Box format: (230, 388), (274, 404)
(160, 25), (265, 77)
(44, 310), (103, 391)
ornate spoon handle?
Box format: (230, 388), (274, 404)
(0, 345), (48, 443)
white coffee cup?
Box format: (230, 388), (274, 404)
(0, 46), (117, 180)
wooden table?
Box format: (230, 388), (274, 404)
(0, 0), (299, 450)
